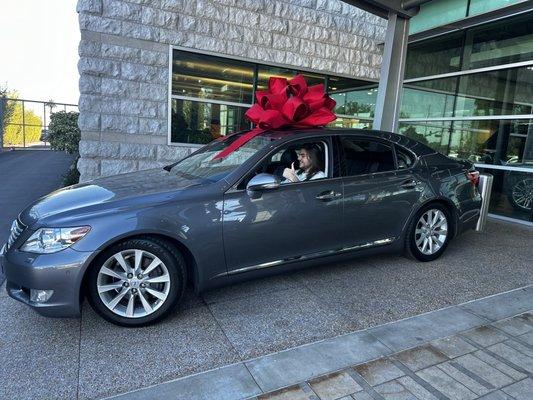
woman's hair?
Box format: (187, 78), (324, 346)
(298, 144), (322, 180)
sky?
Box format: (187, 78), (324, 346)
(0, 0), (80, 105)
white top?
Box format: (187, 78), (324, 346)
(283, 170), (326, 183)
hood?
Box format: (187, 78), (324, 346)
(19, 168), (206, 227)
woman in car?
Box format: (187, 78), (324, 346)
(282, 144), (325, 183)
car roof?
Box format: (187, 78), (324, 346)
(262, 127), (437, 156)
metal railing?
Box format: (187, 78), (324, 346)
(0, 97), (78, 149)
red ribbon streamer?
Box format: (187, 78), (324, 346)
(213, 74), (337, 159)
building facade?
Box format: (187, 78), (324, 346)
(76, 0), (386, 180)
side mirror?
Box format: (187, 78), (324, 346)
(246, 173), (280, 198)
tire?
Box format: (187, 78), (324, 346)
(87, 238), (186, 327)
(404, 203), (452, 262)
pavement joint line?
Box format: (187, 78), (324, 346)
(494, 376), (533, 399)
(502, 337), (533, 356)
(104, 288), (533, 400)
(488, 322), (533, 352)
(389, 357), (450, 400)
(447, 361), (496, 390)
(456, 284), (533, 307)
(344, 368), (385, 400)
(298, 381), (320, 400)
(458, 334), (533, 377)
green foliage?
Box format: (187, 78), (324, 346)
(48, 111), (81, 186)
(1, 86), (16, 134)
(2, 95), (43, 146)
(48, 111), (80, 155)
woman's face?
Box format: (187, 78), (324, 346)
(297, 148), (311, 170)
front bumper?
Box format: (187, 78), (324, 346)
(1, 245), (94, 317)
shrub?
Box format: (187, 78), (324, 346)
(48, 111), (81, 186)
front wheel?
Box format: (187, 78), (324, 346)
(405, 205), (451, 262)
(87, 238), (185, 327)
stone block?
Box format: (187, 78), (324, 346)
(463, 326), (508, 347)
(101, 78), (140, 97)
(121, 62), (160, 82)
(416, 366), (477, 400)
(299, 39), (315, 56)
(79, 14), (121, 35)
(256, 385), (308, 400)
(493, 314), (533, 336)
(454, 354), (514, 389)
(101, 159), (137, 176)
(101, 114), (139, 134)
(396, 376), (438, 400)
(138, 160), (166, 170)
(287, 20), (314, 38)
(140, 49), (167, 66)
(79, 75), (101, 95)
(79, 40), (101, 57)
(79, 95), (101, 113)
(139, 83), (166, 100)
(77, 0), (103, 14)
(78, 58), (120, 77)
(102, 0), (142, 21)
(196, 0), (229, 20)
(259, 15), (288, 34)
(156, 145), (192, 162)
(501, 377), (533, 400)
(309, 371), (362, 400)
(141, 6), (176, 28)
(122, 21), (160, 41)
(311, 57), (336, 72)
(119, 142), (156, 159)
(430, 336), (477, 358)
(79, 140), (120, 158)
(159, 29), (188, 45)
(139, 118), (166, 135)
(395, 345), (449, 371)
(234, 0), (266, 13)
(178, 15), (196, 31)
(78, 112), (101, 131)
(101, 43), (141, 61)
(194, 35), (227, 53)
(228, 8), (259, 26)
(271, 34), (295, 51)
(437, 363), (491, 396)
(226, 42), (257, 59)
(195, 18), (212, 35)
(77, 157), (101, 181)
(374, 380), (419, 400)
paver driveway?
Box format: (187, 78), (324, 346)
(0, 217), (531, 399)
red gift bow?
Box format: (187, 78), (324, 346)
(213, 74), (337, 159)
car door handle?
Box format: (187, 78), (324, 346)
(400, 179), (418, 189)
(316, 190), (342, 201)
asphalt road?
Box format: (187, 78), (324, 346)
(0, 150), (74, 283)
(0, 219), (531, 399)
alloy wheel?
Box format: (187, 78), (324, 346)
(511, 179), (533, 211)
(97, 249), (171, 318)
(415, 209), (448, 256)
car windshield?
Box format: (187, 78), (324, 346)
(170, 132), (278, 181)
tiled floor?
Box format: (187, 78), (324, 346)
(256, 312), (533, 400)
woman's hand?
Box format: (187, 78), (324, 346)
(282, 162), (299, 182)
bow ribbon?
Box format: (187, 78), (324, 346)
(213, 74), (336, 159)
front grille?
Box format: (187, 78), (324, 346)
(7, 219), (25, 250)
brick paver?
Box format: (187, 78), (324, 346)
(256, 311), (533, 400)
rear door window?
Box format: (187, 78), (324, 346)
(339, 137), (396, 177)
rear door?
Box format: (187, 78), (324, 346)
(339, 135), (422, 247)
(222, 136), (344, 273)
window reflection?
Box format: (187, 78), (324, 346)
(399, 121), (452, 155)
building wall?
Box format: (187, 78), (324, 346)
(76, 0), (386, 181)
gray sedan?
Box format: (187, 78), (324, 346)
(1, 129), (482, 326)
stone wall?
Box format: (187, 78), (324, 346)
(77, 0), (386, 181)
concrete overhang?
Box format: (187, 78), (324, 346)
(341, 0), (430, 19)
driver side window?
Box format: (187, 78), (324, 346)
(238, 139), (329, 190)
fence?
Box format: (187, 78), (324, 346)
(0, 97), (78, 149)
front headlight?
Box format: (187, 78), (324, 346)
(21, 226), (91, 254)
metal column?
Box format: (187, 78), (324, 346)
(373, 11), (409, 133)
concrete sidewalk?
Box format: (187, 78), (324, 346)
(111, 286), (533, 400)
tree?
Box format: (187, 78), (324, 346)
(48, 111), (81, 185)
(2, 93), (43, 146)
(1, 85), (17, 136)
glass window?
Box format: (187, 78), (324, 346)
(476, 167), (533, 222)
(401, 78), (458, 119)
(399, 121), (452, 155)
(172, 50), (254, 103)
(463, 12), (533, 69)
(340, 138), (395, 176)
(170, 133), (276, 182)
(469, 0), (527, 17)
(454, 66), (533, 117)
(327, 76), (373, 92)
(448, 119), (533, 165)
(409, 0), (468, 34)
(406, 32), (463, 79)
(256, 65), (296, 91)
(328, 116), (373, 130)
(170, 99), (249, 144)
(332, 87), (377, 119)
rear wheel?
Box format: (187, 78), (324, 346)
(87, 238), (185, 327)
(405, 204), (451, 262)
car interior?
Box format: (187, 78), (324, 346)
(341, 138), (396, 175)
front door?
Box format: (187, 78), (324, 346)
(222, 137), (344, 273)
